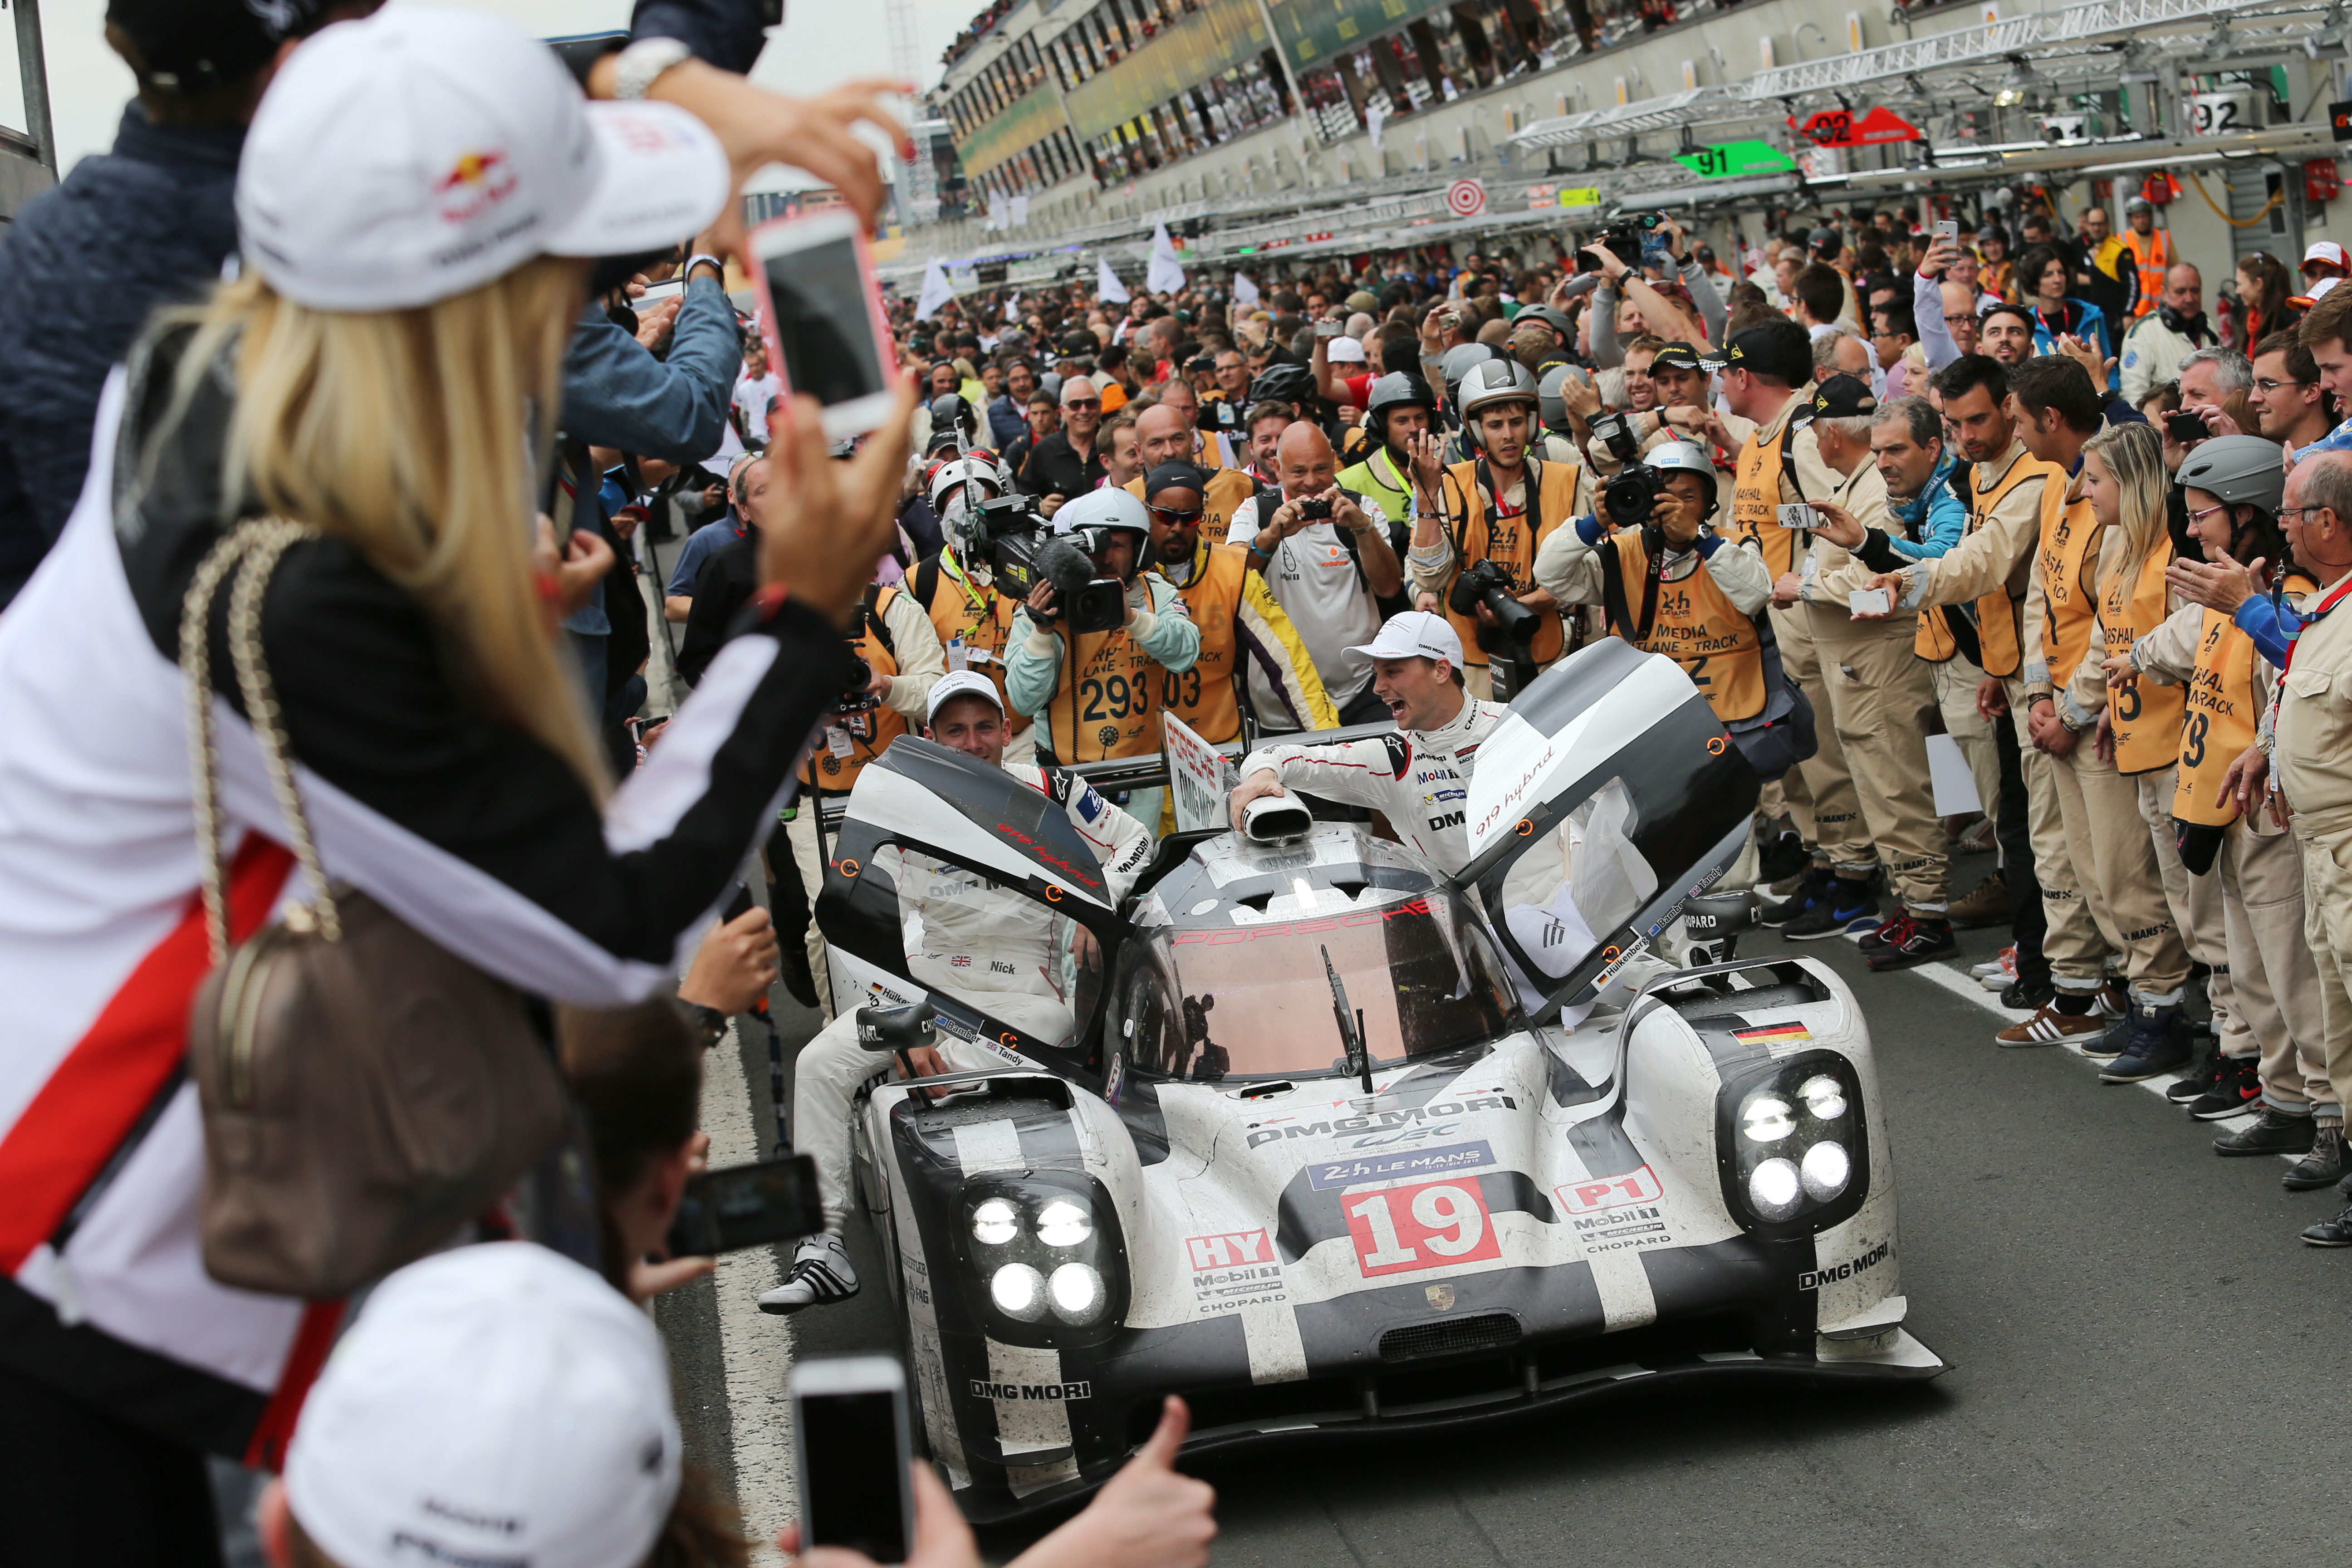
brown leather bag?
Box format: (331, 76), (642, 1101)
(183, 519), (569, 1297)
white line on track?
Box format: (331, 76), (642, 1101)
(702, 1020), (797, 1563)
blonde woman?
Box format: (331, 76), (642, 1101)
(0, 7), (909, 1524)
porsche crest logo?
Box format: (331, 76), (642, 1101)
(1425, 1283), (1456, 1311)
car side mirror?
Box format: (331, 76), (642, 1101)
(858, 999), (937, 1054)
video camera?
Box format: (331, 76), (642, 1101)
(967, 494), (1127, 635)
(1446, 558), (1542, 701)
(1603, 463), (1666, 529)
(1577, 214), (1666, 274)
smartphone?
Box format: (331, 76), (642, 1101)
(2166, 411), (2209, 444)
(1848, 587), (1891, 616)
(1314, 318), (1344, 338)
(637, 276), (686, 307)
(1777, 502), (1820, 530)
(665, 1155), (824, 1257)
(793, 1356), (915, 1564)
(1934, 219), (1959, 244)
(748, 211), (899, 441)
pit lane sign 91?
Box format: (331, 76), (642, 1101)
(1676, 140), (1799, 178)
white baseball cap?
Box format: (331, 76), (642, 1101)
(2303, 240), (2350, 272)
(239, 7), (732, 312)
(1345, 609), (1464, 667)
(926, 668), (1005, 723)
(1327, 336), (1368, 364)
(284, 1244), (681, 1568)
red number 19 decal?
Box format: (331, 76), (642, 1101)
(1343, 1179), (1501, 1277)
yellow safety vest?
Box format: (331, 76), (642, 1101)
(1440, 455), (1582, 670)
(2102, 544), (2185, 774)
(798, 586), (909, 794)
(1603, 529), (1769, 722)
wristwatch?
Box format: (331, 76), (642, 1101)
(683, 1002), (729, 1049)
(614, 36), (691, 100)
(684, 252), (725, 283)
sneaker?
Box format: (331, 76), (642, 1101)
(2284, 1126), (2348, 1191)
(2099, 1005), (2193, 1082)
(2080, 1007), (2134, 1061)
(2096, 980), (2128, 1019)
(2301, 1204), (2352, 1247)
(1955, 817), (1999, 855)
(1757, 831), (1810, 886)
(1855, 912), (1909, 953)
(1866, 916), (1957, 971)
(2211, 1108), (2318, 1157)
(1757, 868), (1829, 927)
(1974, 948), (2019, 990)
(2166, 1046), (2227, 1104)
(1999, 976), (2055, 1011)
(2186, 1055), (2263, 1121)
(1996, 1001), (2108, 1049)
(1783, 880), (1880, 941)
(757, 1234), (861, 1314)
(1949, 872), (2012, 929)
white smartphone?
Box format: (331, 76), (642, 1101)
(748, 211), (900, 442)
(1934, 219), (1959, 244)
(636, 276), (686, 307)
(1313, 318), (1344, 338)
(1848, 587), (1891, 616)
(791, 1355), (915, 1564)
(1777, 502), (1820, 530)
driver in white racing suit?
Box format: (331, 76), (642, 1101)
(761, 671), (1154, 1312)
(1226, 611), (1504, 875)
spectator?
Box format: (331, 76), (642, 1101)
(2120, 265), (2218, 405)
(2251, 330), (2336, 454)
(2016, 243), (2113, 366)
(1020, 376), (1107, 516)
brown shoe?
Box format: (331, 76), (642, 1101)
(1996, 1002), (2108, 1049)
(1948, 872), (2011, 929)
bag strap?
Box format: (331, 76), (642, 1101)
(182, 518), (337, 965)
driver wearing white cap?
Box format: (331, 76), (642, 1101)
(1226, 611), (1507, 875)
(764, 671), (1153, 1313)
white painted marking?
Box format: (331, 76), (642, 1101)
(1585, 1249), (1658, 1332)
(702, 1020), (795, 1564)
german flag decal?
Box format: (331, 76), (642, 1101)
(1732, 1021), (1813, 1044)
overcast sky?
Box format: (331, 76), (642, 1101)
(31, 0), (985, 181)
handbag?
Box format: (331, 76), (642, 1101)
(183, 518), (569, 1297)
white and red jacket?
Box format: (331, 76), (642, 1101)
(0, 330), (853, 1464)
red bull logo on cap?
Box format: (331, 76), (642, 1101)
(436, 150), (517, 223)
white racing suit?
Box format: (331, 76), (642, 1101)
(796, 762), (1154, 1233)
(1237, 696), (1507, 873)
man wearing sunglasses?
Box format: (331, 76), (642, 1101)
(1018, 375), (1108, 519)
(1145, 461), (1334, 745)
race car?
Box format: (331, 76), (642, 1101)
(814, 637), (1944, 1523)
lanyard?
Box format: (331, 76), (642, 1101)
(940, 547), (990, 616)
(2282, 573), (2352, 673)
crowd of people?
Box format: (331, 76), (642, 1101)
(7, 0), (2352, 1563)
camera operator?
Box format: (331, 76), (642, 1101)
(1006, 489), (1201, 778)
(1226, 612), (1503, 874)
(1145, 461), (1334, 743)
(1405, 360), (1593, 700)
(1225, 422), (1406, 726)
(666, 449), (764, 623)
(910, 451), (1038, 764)
(765, 673), (1154, 1311)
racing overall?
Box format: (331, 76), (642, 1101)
(1240, 696), (1508, 875)
(795, 764), (1155, 1235)
(911, 549), (1037, 763)
(1150, 539), (1335, 744)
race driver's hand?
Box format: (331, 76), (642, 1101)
(1228, 768), (1286, 830)
(1008, 1397), (1216, 1568)
(781, 1463), (978, 1568)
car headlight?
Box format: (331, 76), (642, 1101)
(1717, 1052), (1868, 1238)
(956, 1173), (1127, 1346)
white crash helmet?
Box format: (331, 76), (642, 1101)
(1456, 358), (1541, 424)
(927, 450), (1008, 515)
(1052, 485), (1151, 548)
(1645, 439), (1720, 512)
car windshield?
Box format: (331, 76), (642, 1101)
(1117, 888), (1515, 1081)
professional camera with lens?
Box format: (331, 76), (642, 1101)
(968, 493), (1051, 601)
(836, 653), (879, 716)
(1603, 463), (1666, 529)
(1576, 215), (1660, 274)
(1446, 557), (1543, 699)
(1032, 534), (1128, 635)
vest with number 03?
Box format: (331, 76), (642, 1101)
(1045, 606), (1163, 763)
(2037, 494), (2103, 689)
(2102, 544), (2185, 774)
(1602, 530), (1769, 722)
(797, 587), (907, 793)
(1441, 455), (1582, 670)
(2174, 575), (2314, 824)
(914, 552), (1031, 739)
(1730, 408), (1808, 579)
(1916, 455), (2051, 678)
(1160, 541), (1247, 742)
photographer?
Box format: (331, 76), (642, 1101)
(1225, 422), (1406, 725)
(1005, 489), (1201, 773)
(1406, 359), (1592, 699)
(910, 451), (1038, 764)
(765, 674), (1154, 1312)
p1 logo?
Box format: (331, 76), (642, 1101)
(1555, 1164), (1664, 1215)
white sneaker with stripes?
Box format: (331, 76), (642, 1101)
(758, 1234), (861, 1314)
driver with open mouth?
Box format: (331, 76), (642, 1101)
(761, 671), (1154, 1315)
(1225, 611), (1506, 876)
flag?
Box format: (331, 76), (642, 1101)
(916, 258), (953, 321)
(1011, 193), (1030, 226)
(1004, 291), (1020, 323)
(1366, 102), (1386, 149)
(1096, 257), (1131, 303)
(1147, 222), (1186, 294)
(1232, 271), (1260, 308)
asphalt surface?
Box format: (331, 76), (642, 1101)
(636, 526), (2347, 1563)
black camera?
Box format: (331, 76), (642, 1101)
(1603, 463), (1667, 529)
(836, 653), (879, 715)
(1031, 534), (1127, 635)
(970, 493), (1052, 602)
(1447, 558), (1543, 699)
(1299, 497), (1334, 521)
(1589, 411), (1641, 463)
(2165, 411), (2210, 445)
(1577, 218), (1656, 274)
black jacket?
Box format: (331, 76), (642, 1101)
(1019, 431), (1107, 500)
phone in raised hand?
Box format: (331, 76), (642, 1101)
(1934, 219), (1959, 244)
(792, 1355), (915, 1564)
(748, 210), (899, 441)
(1777, 502), (1821, 530)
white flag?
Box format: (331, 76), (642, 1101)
(1147, 222), (1186, 294)
(1366, 101), (1387, 149)
(1232, 271), (1260, 307)
(915, 258), (953, 322)
(1096, 257), (1131, 304)
(1004, 291), (1019, 323)
(1011, 193), (1030, 226)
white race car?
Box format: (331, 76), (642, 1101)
(815, 639), (1943, 1523)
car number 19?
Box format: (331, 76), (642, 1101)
(1343, 1179), (1502, 1277)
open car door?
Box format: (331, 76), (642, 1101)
(1454, 638), (1759, 1017)
(815, 739), (1137, 1084)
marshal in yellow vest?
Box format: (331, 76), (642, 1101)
(2173, 573), (2315, 823)
(2101, 544), (2185, 775)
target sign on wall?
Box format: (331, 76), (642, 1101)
(1446, 178), (1487, 218)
